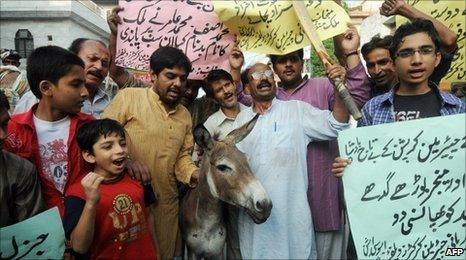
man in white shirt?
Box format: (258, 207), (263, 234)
(202, 69), (246, 259)
(233, 63), (350, 259)
(203, 69), (247, 139)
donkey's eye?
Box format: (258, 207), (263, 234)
(216, 164), (231, 172)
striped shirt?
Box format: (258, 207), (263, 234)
(359, 82), (465, 127)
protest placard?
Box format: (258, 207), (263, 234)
(115, 0), (236, 80)
(0, 207), (65, 259)
(338, 114), (466, 259)
(213, 0), (350, 54)
(396, 0), (465, 90)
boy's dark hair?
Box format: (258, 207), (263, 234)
(149, 46), (192, 75)
(204, 69), (234, 97)
(77, 119), (126, 153)
(68, 38), (107, 55)
(389, 19), (441, 60)
(0, 90), (9, 111)
(269, 49), (304, 65)
(27, 46), (85, 99)
(361, 35), (393, 60)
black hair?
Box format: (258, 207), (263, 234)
(269, 49), (304, 65)
(77, 118), (126, 153)
(204, 69), (234, 97)
(68, 38), (107, 55)
(0, 90), (9, 111)
(361, 35), (393, 60)
(241, 68), (250, 86)
(149, 46), (192, 75)
(389, 19), (441, 60)
(27, 46), (85, 99)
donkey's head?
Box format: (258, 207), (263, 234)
(194, 114), (272, 224)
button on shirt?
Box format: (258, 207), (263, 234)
(234, 99), (350, 259)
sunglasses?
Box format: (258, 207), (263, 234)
(250, 70), (274, 80)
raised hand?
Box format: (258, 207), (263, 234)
(229, 45), (244, 71)
(340, 24), (361, 53)
(81, 172), (104, 206)
(380, 0), (406, 17)
(107, 6), (124, 36)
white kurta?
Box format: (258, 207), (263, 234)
(234, 99), (349, 259)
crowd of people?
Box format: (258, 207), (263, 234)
(1, 0), (465, 259)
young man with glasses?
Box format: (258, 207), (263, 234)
(362, 0), (459, 98)
(359, 19), (465, 127)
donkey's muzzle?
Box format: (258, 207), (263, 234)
(248, 198), (272, 224)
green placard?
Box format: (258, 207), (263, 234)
(0, 207), (65, 259)
(338, 114), (466, 259)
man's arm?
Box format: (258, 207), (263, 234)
(334, 24), (362, 70)
(174, 123), (199, 187)
(14, 158), (46, 222)
(331, 24), (371, 109)
(107, 6), (150, 89)
(380, 0), (458, 53)
(107, 6), (129, 87)
(325, 64), (350, 123)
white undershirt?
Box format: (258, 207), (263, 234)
(33, 114), (71, 193)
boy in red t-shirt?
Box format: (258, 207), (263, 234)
(63, 119), (158, 259)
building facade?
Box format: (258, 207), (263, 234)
(0, 0), (110, 65)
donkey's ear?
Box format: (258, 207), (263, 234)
(225, 113), (259, 144)
(193, 124), (214, 151)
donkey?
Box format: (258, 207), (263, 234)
(180, 114), (272, 259)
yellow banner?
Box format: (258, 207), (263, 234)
(213, 0), (350, 54)
(396, 0), (465, 89)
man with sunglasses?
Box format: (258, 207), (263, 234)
(359, 19), (464, 127)
(232, 62), (351, 259)
(362, 0), (458, 98)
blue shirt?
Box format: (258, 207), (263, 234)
(359, 83), (465, 127)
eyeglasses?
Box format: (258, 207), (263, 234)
(250, 70), (274, 80)
(396, 46), (436, 59)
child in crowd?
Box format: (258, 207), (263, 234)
(64, 119), (158, 259)
(4, 46), (93, 216)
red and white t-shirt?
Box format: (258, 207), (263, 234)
(33, 115), (70, 193)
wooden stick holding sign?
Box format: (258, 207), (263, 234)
(292, 0), (362, 120)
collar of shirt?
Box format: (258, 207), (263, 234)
(147, 88), (181, 116)
(90, 86), (111, 104)
(211, 103), (246, 128)
(277, 75), (309, 96)
(12, 103), (94, 129)
(250, 98), (281, 116)
(380, 81), (457, 108)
